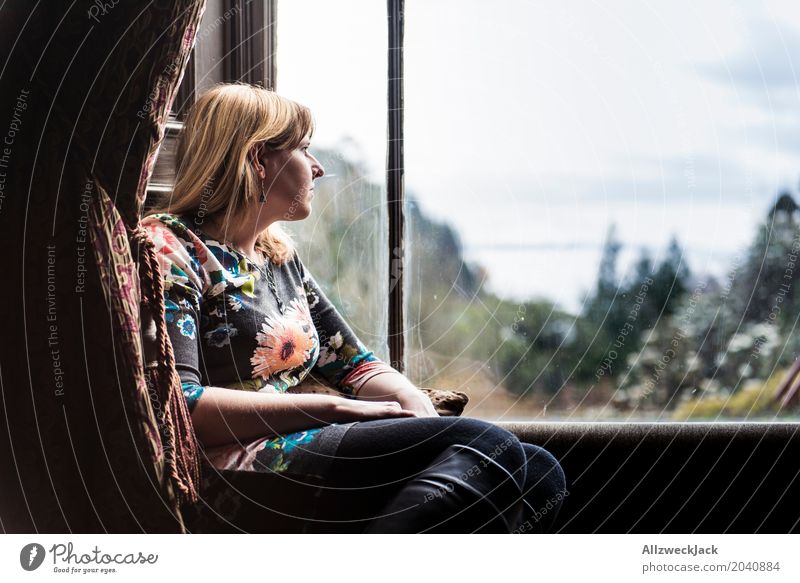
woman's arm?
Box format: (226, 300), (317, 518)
(191, 387), (417, 448)
(354, 371), (439, 417)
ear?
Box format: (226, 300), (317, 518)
(248, 143), (267, 179)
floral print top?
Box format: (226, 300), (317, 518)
(142, 213), (394, 473)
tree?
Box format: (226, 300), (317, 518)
(649, 236), (690, 320)
(579, 225), (629, 374)
(588, 224), (623, 316)
(736, 191), (800, 330)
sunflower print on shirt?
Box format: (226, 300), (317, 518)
(250, 296), (318, 386)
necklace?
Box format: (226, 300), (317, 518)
(220, 239), (285, 315)
(190, 219), (286, 315)
(248, 256), (286, 315)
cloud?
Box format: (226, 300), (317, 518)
(510, 153), (761, 204)
(742, 122), (800, 156)
(699, 17), (800, 114)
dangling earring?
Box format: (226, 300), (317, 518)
(258, 173), (268, 203)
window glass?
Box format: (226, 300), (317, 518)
(276, 0), (390, 361)
(405, 0), (800, 421)
(193, 0), (227, 95)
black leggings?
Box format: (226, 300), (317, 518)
(307, 416), (566, 533)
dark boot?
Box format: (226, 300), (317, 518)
(365, 443), (525, 533)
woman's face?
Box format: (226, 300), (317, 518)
(257, 134), (325, 223)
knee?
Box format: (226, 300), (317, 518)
(519, 443), (568, 530)
(522, 443), (567, 497)
(444, 418), (527, 483)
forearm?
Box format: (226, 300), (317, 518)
(355, 370), (420, 403)
(190, 386), (350, 448)
(355, 372), (439, 417)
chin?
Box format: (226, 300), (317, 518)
(291, 206), (312, 221)
(281, 204), (312, 221)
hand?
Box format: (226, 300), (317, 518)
(396, 389), (439, 418)
(333, 398), (418, 422)
(354, 372), (440, 418)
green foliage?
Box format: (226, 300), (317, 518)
(574, 226), (692, 389)
(494, 302), (575, 396)
(671, 370), (785, 420)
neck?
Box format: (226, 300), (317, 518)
(202, 214), (274, 263)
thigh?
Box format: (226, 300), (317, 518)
(328, 416), (526, 488)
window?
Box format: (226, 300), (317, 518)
(403, 0), (800, 421)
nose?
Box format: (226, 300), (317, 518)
(312, 159), (325, 180)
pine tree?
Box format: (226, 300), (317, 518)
(649, 236), (690, 321)
(737, 190), (800, 329)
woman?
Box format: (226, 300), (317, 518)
(142, 82), (566, 533)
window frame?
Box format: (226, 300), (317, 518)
(387, 0), (405, 371)
(146, 0), (277, 194)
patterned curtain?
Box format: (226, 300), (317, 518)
(0, 0), (206, 532)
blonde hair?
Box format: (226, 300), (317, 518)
(148, 82), (315, 265)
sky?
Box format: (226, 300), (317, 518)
(274, 0), (800, 313)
